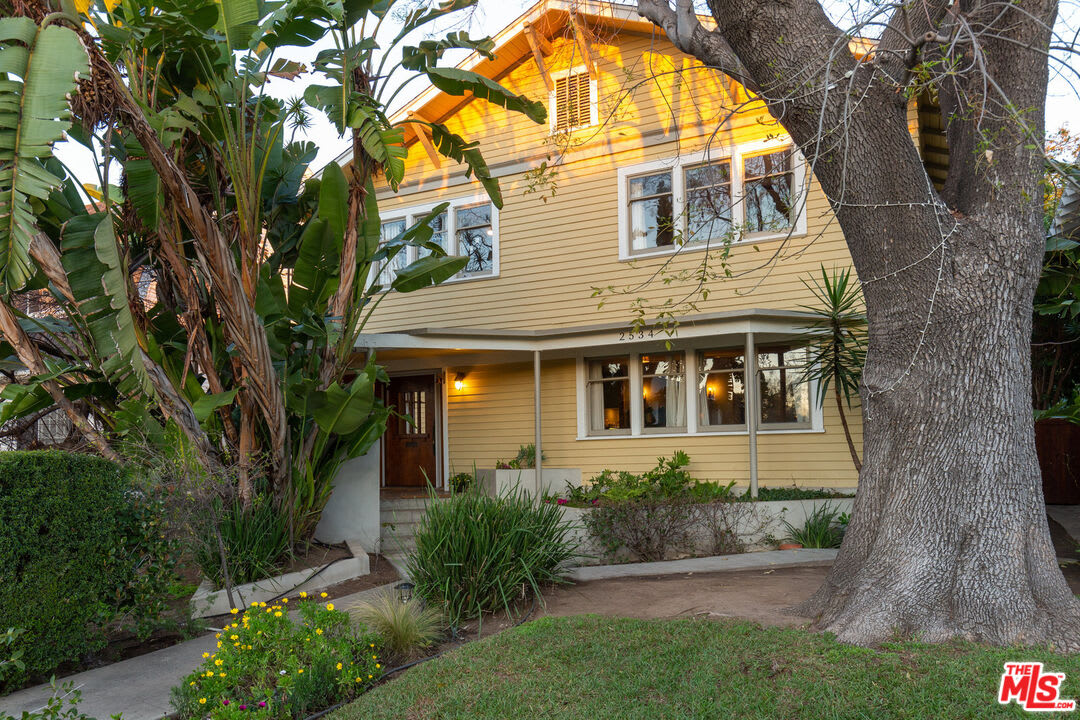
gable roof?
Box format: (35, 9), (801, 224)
(332, 0), (668, 168)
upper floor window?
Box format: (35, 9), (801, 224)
(373, 195), (498, 287)
(617, 142), (805, 260)
(550, 70), (596, 133)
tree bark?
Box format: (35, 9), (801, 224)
(638, 0), (1080, 646)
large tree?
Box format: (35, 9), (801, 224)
(636, 0), (1080, 647)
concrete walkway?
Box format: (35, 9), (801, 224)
(567, 548), (838, 582)
(0, 582), (400, 720)
(1048, 505), (1080, 548)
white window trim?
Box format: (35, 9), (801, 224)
(575, 341), (824, 440)
(616, 139), (809, 261)
(548, 65), (599, 135)
(374, 193), (500, 288)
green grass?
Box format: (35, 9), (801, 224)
(332, 615), (1078, 719)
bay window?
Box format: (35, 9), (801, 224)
(581, 341), (819, 438)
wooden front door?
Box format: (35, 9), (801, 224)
(383, 374), (439, 487)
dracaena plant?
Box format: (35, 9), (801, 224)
(0, 0), (546, 538)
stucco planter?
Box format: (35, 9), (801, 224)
(189, 540), (370, 618)
(556, 497), (854, 566)
(478, 468), (581, 498)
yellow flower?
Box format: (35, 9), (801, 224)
(299, 591), (307, 598)
(259, 602), (267, 607)
(368, 674), (373, 679)
(315, 628), (323, 636)
(189, 682), (195, 687)
(230, 608), (239, 615)
(326, 603), (335, 611)
(298, 669), (304, 674)
(215, 633), (221, 639)
(230, 635), (238, 640)
(281, 598), (289, 604)
(214, 659), (223, 666)
(250, 600), (259, 607)
(371, 655), (376, 660)
(369, 643), (375, 648)
(320, 592), (328, 598)
(219, 673), (226, 678)
(336, 663), (343, 670)
(205, 671), (213, 678)
(355, 677), (361, 683)
(198, 698), (207, 705)
(202, 652), (209, 659)
(274, 611), (282, 617)
(375, 664), (381, 669)
(216, 642), (222, 649)
(231, 623), (238, 629)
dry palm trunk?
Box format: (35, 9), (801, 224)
(641, 0), (1080, 646)
(0, 301), (119, 462)
(100, 57), (290, 489)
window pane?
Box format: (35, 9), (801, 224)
(760, 367), (810, 424)
(698, 350), (746, 427)
(685, 161), (731, 189)
(455, 204), (493, 274)
(630, 196), (675, 250)
(590, 358), (630, 380)
(743, 150), (791, 179)
(589, 379), (630, 431)
(417, 212), (447, 259)
(456, 203), (491, 229)
(641, 354), (686, 429)
(377, 218), (407, 285)
(757, 345), (811, 425)
(687, 186), (732, 242)
(629, 172), (672, 199)
(745, 175), (793, 233)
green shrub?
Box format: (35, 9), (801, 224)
(448, 471), (475, 494)
(194, 496), (292, 587)
(749, 486), (853, 501)
(0, 450), (175, 692)
(171, 596), (381, 720)
(782, 503), (845, 548)
(408, 488), (577, 627)
(351, 592), (444, 660)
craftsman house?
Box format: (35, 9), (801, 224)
(313, 0), (928, 544)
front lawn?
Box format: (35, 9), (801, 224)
(333, 615), (1077, 719)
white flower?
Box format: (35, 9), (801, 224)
(279, 670), (287, 676)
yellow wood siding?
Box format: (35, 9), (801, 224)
(365, 31), (857, 333)
(446, 359), (862, 489)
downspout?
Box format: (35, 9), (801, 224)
(534, 349), (543, 496)
(746, 331), (758, 498)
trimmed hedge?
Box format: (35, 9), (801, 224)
(0, 451), (143, 691)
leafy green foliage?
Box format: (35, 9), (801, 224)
(408, 488), (577, 627)
(194, 497), (292, 587)
(0, 18), (89, 290)
(748, 486), (853, 501)
(352, 593), (444, 661)
(171, 597), (382, 719)
(798, 265), (866, 408)
(0, 451), (176, 691)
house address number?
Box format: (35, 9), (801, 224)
(617, 329), (659, 341)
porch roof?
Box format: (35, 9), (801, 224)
(355, 308), (817, 353)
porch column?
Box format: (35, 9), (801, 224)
(534, 349), (542, 494)
(746, 331), (759, 498)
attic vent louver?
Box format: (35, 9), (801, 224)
(553, 72), (592, 131)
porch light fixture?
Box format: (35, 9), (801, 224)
(453, 372), (466, 391)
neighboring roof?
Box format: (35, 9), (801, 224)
(331, 0), (671, 169)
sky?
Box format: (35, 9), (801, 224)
(54, 0), (1080, 185)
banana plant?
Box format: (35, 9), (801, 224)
(0, 0), (547, 539)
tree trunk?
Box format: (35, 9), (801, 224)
(798, 219), (1080, 648)
(636, 0), (1080, 646)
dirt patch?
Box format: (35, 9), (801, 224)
(537, 565), (830, 628)
(320, 554), (401, 601)
(279, 542), (354, 575)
